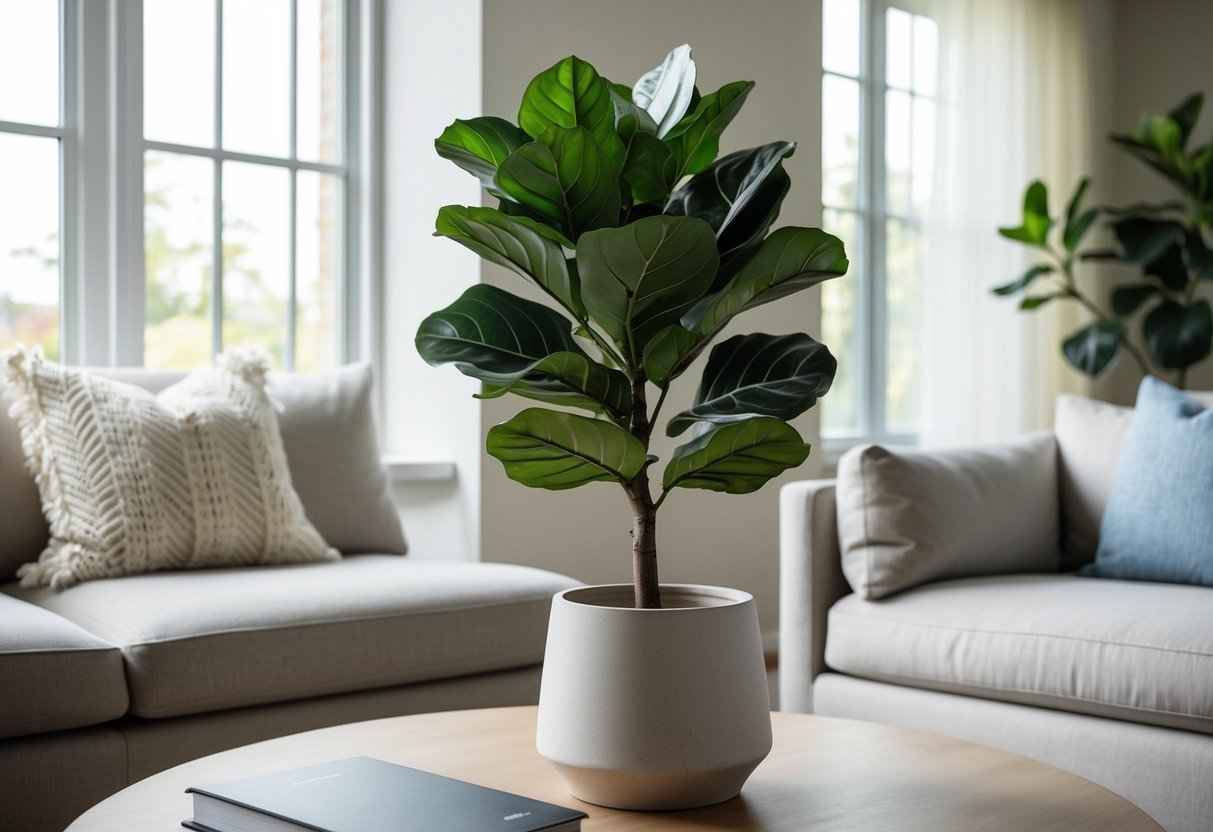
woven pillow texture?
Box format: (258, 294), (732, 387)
(3, 346), (338, 589)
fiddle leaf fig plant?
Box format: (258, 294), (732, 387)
(996, 93), (1213, 387)
(417, 45), (848, 609)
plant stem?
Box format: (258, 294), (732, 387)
(1050, 253), (1151, 376)
(622, 375), (661, 609)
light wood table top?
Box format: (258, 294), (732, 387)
(68, 706), (1161, 831)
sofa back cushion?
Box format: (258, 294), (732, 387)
(1056, 389), (1213, 569)
(0, 360), (405, 580)
(836, 431), (1060, 599)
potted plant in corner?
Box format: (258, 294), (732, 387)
(416, 45), (848, 810)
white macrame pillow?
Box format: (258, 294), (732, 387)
(4, 346), (338, 589)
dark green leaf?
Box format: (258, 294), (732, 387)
(715, 168), (791, 286)
(475, 351), (631, 419)
(665, 141), (796, 234)
(1184, 233), (1213, 281)
(641, 324), (699, 388)
(619, 119), (677, 204)
(1064, 177), (1090, 230)
(998, 181), (1053, 247)
(1099, 200), (1187, 218)
(666, 333), (836, 437)
(487, 408), (646, 490)
(663, 417), (810, 494)
(1064, 210), (1099, 252)
(1112, 216), (1183, 266)
(435, 117), (530, 191)
(1061, 320), (1124, 376)
(1168, 93), (1204, 147)
(517, 55), (625, 171)
(665, 80), (755, 179)
(1144, 241), (1189, 292)
(434, 205), (582, 317)
(631, 44), (696, 137)
(1144, 300), (1213, 369)
(1020, 294), (1061, 311)
(495, 125), (622, 241)
(415, 284), (581, 376)
(1111, 284), (1160, 317)
(576, 215), (719, 357)
(992, 264), (1054, 296)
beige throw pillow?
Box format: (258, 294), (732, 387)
(4, 346), (338, 589)
(836, 432), (1060, 600)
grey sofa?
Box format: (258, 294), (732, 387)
(0, 365), (578, 832)
(778, 394), (1213, 832)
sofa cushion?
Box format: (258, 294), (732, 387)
(835, 432), (1059, 599)
(1082, 377), (1213, 587)
(3, 555), (579, 719)
(0, 593), (128, 738)
(824, 574), (1213, 735)
(4, 347), (337, 588)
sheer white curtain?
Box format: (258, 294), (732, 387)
(920, 0), (1095, 446)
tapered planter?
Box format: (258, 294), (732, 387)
(536, 584), (772, 810)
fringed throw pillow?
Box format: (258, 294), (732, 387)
(3, 346), (338, 589)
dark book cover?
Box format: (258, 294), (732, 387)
(182, 756), (586, 832)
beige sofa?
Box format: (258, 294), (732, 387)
(0, 365), (578, 832)
(779, 394), (1213, 832)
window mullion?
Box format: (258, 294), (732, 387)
(866, 0), (889, 443)
(112, 0), (145, 367)
(286, 0), (298, 371)
(212, 0), (224, 360)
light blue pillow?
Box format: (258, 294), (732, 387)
(1081, 377), (1213, 586)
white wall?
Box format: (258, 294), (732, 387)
(478, 0), (827, 632)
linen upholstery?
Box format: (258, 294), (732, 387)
(824, 573), (1213, 734)
(1082, 377), (1213, 586)
(3, 555), (579, 718)
(0, 593), (127, 738)
(835, 432), (1059, 599)
(4, 347), (336, 588)
(0, 727), (127, 832)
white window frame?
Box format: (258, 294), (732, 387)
(48, 0), (380, 370)
(822, 0), (930, 455)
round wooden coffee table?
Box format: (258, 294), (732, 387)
(67, 706), (1160, 831)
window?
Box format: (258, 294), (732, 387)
(1, 0), (369, 371)
(820, 0), (937, 450)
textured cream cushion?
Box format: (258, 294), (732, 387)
(1056, 391), (1213, 569)
(835, 432), (1060, 599)
(3, 555), (580, 718)
(824, 574), (1213, 735)
(0, 593), (128, 738)
(3, 347), (337, 589)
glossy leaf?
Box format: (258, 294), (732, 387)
(476, 351), (631, 419)
(632, 44), (696, 138)
(517, 55), (625, 171)
(487, 408), (646, 490)
(435, 205), (582, 317)
(1019, 294), (1061, 311)
(1062, 177), (1098, 252)
(435, 117), (530, 191)
(1144, 300), (1213, 369)
(576, 215), (719, 356)
(992, 264), (1053, 297)
(609, 86), (659, 136)
(1111, 284), (1160, 317)
(1062, 320), (1124, 376)
(665, 141), (796, 242)
(619, 117), (677, 205)
(641, 324), (699, 388)
(715, 168), (792, 286)
(665, 80), (755, 179)
(663, 417), (810, 494)
(1144, 241), (1189, 292)
(1184, 234), (1213, 282)
(415, 284), (581, 377)
(998, 181), (1053, 247)
(1112, 217), (1184, 266)
(495, 125), (621, 241)
(1168, 93), (1204, 147)
(667, 333), (836, 437)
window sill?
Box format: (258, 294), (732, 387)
(382, 457), (457, 484)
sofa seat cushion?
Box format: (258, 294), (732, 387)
(824, 574), (1213, 735)
(3, 555), (579, 719)
(0, 593), (128, 738)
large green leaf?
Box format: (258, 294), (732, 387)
(487, 408), (646, 490)
(1143, 241), (1189, 292)
(517, 55), (625, 171)
(415, 284), (581, 376)
(1184, 233), (1213, 282)
(663, 417), (810, 494)
(476, 351), (631, 420)
(435, 117), (530, 192)
(992, 264), (1054, 297)
(631, 44), (696, 138)
(495, 125), (621, 241)
(689, 226), (849, 337)
(1168, 93), (1204, 147)
(1062, 320), (1124, 376)
(998, 181), (1053, 247)
(664, 141), (796, 242)
(609, 85), (659, 136)
(1062, 177), (1098, 252)
(665, 80), (755, 179)
(666, 333), (836, 437)
(1111, 284), (1160, 317)
(1112, 217), (1184, 266)
(618, 116), (677, 205)
(1143, 300), (1213, 369)
(576, 215), (719, 357)
(641, 324), (699, 388)
(715, 168), (791, 286)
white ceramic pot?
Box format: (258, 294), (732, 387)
(536, 584), (772, 810)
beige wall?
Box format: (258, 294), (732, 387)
(478, 1), (825, 631)
(1091, 0), (1213, 403)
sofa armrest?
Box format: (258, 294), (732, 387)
(779, 479), (849, 713)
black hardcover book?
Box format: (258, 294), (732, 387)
(182, 756), (586, 832)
